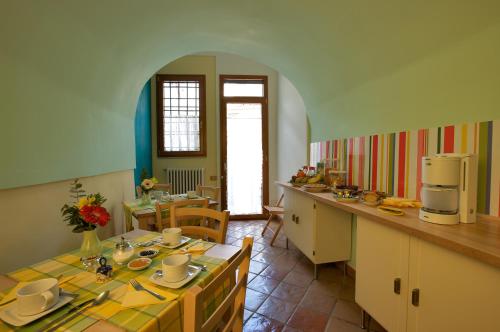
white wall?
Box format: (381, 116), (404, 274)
(0, 170), (135, 273)
(277, 74), (308, 186)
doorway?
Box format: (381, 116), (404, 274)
(220, 75), (269, 219)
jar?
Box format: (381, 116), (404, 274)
(112, 237), (135, 265)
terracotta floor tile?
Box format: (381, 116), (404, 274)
(331, 299), (362, 325)
(283, 270), (313, 288)
(253, 252), (281, 265)
(300, 288), (337, 313)
(250, 260), (269, 274)
(226, 236), (238, 244)
(271, 282), (307, 304)
(248, 272), (258, 283)
(261, 265), (290, 281)
(248, 275), (280, 294)
(257, 296), (297, 323)
(326, 317), (365, 332)
(252, 242), (267, 252)
(308, 279), (342, 298)
(245, 288), (268, 311)
(368, 318), (388, 332)
(244, 309), (254, 323)
(244, 313), (284, 332)
(291, 261), (314, 277)
(287, 306), (329, 331)
(281, 326), (303, 332)
(338, 283), (356, 302)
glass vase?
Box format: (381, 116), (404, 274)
(141, 191), (152, 206)
(80, 229), (102, 270)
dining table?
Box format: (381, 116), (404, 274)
(123, 195), (219, 232)
(0, 229), (240, 332)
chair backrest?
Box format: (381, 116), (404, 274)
(184, 237), (253, 332)
(170, 206), (229, 244)
(276, 193), (284, 207)
(155, 199), (208, 231)
(196, 185), (221, 203)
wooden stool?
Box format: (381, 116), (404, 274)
(261, 194), (285, 246)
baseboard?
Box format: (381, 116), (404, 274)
(335, 261), (356, 280)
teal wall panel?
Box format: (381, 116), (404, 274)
(134, 81), (152, 188)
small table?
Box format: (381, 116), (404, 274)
(123, 195), (218, 232)
(0, 230), (240, 332)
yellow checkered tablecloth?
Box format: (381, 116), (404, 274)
(0, 232), (230, 332)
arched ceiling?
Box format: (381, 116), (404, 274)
(1, 0), (499, 188)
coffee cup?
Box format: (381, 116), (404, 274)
(162, 227), (182, 245)
(162, 254), (191, 282)
(186, 191), (197, 199)
(16, 278), (59, 316)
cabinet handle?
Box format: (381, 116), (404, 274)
(295, 216), (299, 224)
(292, 214), (296, 222)
(393, 278), (401, 294)
(411, 288), (420, 306)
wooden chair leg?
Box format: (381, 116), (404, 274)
(261, 214), (273, 236)
(270, 218), (283, 246)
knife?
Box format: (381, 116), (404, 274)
(36, 298), (93, 332)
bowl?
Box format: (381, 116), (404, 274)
(127, 258), (152, 271)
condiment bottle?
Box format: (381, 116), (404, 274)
(112, 237), (135, 265)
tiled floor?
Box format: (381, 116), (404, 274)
(226, 220), (387, 332)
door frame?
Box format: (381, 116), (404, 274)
(219, 74), (269, 220)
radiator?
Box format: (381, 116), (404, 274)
(164, 168), (205, 195)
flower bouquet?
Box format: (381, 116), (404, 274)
(61, 179), (111, 269)
(140, 177), (158, 205)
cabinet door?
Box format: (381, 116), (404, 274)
(407, 237), (500, 332)
(313, 202), (351, 264)
(293, 193), (315, 260)
(355, 217), (409, 332)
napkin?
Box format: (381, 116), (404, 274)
(0, 274), (77, 306)
(121, 282), (178, 309)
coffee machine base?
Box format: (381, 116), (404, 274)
(419, 209), (459, 225)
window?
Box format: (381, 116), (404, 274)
(156, 74), (206, 157)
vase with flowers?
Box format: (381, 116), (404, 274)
(61, 179), (111, 270)
(140, 177), (158, 205)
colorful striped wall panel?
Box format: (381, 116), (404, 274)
(310, 120), (500, 217)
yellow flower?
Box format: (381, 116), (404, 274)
(77, 196), (96, 209)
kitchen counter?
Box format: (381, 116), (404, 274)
(278, 182), (500, 269)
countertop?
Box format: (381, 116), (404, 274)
(278, 182), (500, 269)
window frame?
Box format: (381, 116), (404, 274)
(156, 74), (207, 157)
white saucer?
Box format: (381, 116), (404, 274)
(0, 292), (75, 327)
(149, 265), (202, 289)
(157, 236), (191, 249)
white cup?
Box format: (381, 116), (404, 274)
(162, 254), (191, 282)
(186, 191), (197, 199)
(16, 278), (59, 316)
(162, 227), (182, 245)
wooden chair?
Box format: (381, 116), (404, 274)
(196, 185), (220, 203)
(155, 198), (208, 232)
(170, 206), (229, 244)
(136, 183), (171, 197)
(184, 237), (253, 332)
(261, 193), (285, 246)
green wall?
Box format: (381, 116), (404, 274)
(1, 0), (499, 189)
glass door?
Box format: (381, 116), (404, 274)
(220, 75), (268, 219)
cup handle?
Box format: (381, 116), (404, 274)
(40, 290), (55, 311)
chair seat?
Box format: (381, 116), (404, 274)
(263, 206), (284, 214)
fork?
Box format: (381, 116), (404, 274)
(129, 279), (165, 300)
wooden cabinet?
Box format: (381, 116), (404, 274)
(356, 216), (500, 332)
(283, 188), (351, 276)
(356, 217), (409, 332)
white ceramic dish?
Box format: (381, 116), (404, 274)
(138, 249), (159, 258)
(127, 258), (152, 271)
(149, 265), (202, 289)
(0, 292), (75, 327)
(157, 236), (191, 249)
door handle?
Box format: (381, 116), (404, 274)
(393, 278), (401, 294)
(295, 216), (299, 224)
(411, 288), (420, 306)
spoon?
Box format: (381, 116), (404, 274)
(44, 291), (109, 332)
